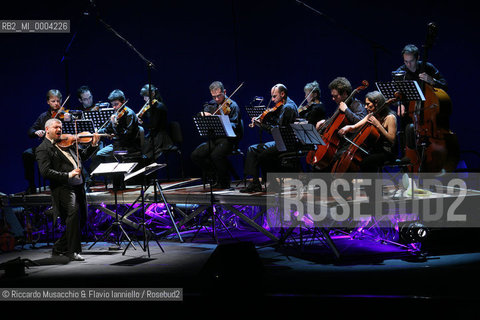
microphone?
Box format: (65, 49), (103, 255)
(251, 96), (264, 106)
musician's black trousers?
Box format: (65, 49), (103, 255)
(52, 184), (87, 255)
(191, 137), (235, 184)
(244, 141), (281, 181)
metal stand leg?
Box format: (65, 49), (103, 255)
(88, 189), (135, 250)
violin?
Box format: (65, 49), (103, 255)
(249, 100), (285, 128)
(52, 107), (70, 119)
(56, 131), (111, 148)
(212, 98), (232, 115)
(51, 95), (71, 119)
(89, 102), (110, 112)
(116, 106), (127, 120)
(97, 99), (129, 130)
(211, 82), (244, 116)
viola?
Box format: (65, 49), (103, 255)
(297, 88), (315, 114)
(137, 99), (158, 119)
(331, 93), (401, 174)
(249, 100), (284, 128)
(297, 101), (314, 115)
(306, 80), (369, 169)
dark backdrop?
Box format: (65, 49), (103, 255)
(1, 0), (478, 194)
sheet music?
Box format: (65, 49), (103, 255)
(193, 115), (236, 138)
(124, 163), (166, 181)
(218, 115), (236, 138)
(91, 162), (137, 175)
(271, 127), (287, 152)
(375, 80), (425, 102)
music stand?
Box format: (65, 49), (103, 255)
(83, 108), (115, 131)
(376, 80), (425, 102)
(376, 80), (428, 171)
(245, 105), (267, 120)
(246, 105), (268, 143)
(192, 115), (236, 243)
(121, 163), (174, 257)
(61, 119), (95, 134)
(291, 123), (326, 148)
(88, 161), (137, 250)
(272, 125), (300, 152)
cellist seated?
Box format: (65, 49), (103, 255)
(337, 91), (397, 172)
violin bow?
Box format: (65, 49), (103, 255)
(74, 119), (81, 170)
(297, 88), (315, 112)
(212, 82), (245, 115)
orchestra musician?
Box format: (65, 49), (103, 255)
(240, 83), (298, 193)
(394, 44), (448, 156)
(77, 85), (110, 112)
(35, 118), (100, 261)
(315, 77), (368, 170)
(138, 84), (172, 161)
(92, 89), (141, 171)
(76, 85), (105, 186)
(190, 81), (241, 189)
(22, 89), (64, 194)
(319, 77), (367, 130)
(297, 80), (326, 126)
(338, 91), (397, 172)
(77, 85), (95, 112)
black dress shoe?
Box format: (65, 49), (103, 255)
(240, 181), (263, 193)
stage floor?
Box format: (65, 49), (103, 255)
(2, 179), (480, 311)
(1, 228), (480, 308)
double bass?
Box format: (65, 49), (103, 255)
(306, 80), (369, 169)
(404, 23), (459, 172)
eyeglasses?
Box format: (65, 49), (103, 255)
(211, 93), (224, 99)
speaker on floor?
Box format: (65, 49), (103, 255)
(198, 241), (264, 296)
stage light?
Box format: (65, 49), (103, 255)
(400, 222), (429, 243)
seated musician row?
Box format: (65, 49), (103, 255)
(22, 77), (395, 194)
(23, 43), (449, 194)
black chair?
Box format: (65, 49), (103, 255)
(227, 144), (246, 187)
(158, 121), (184, 180)
(227, 118), (246, 186)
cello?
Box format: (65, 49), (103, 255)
(331, 93), (401, 174)
(404, 23), (459, 172)
(306, 80), (369, 169)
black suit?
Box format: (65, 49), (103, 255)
(36, 138), (98, 255)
